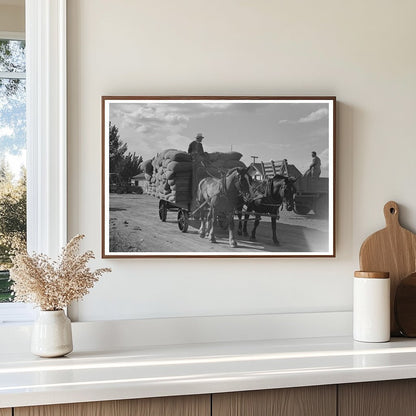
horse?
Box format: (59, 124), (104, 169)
(237, 175), (297, 246)
(197, 167), (251, 248)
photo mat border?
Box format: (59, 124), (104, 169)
(101, 96), (336, 258)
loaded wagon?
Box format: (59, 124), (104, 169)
(142, 149), (246, 233)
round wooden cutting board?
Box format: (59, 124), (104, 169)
(359, 201), (416, 336)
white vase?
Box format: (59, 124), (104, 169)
(31, 310), (73, 357)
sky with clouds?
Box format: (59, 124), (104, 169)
(0, 40), (26, 181)
(0, 97), (26, 181)
(108, 100), (332, 176)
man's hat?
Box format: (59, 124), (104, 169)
(195, 133), (204, 140)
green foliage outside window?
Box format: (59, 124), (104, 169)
(0, 163), (26, 302)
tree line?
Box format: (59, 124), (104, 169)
(0, 160), (26, 270)
(109, 123), (142, 183)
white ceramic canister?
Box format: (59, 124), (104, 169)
(31, 310), (73, 357)
(353, 271), (390, 342)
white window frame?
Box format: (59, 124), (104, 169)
(0, 0), (67, 324)
(0, 31), (24, 41)
(26, 0), (67, 257)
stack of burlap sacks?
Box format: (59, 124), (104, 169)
(140, 149), (246, 205)
(195, 152), (245, 180)
(141, 149), (193, 204)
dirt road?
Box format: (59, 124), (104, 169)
(108, 194), (329, 254)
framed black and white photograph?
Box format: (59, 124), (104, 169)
(102, 96), (335, 258)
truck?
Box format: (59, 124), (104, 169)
(293, 175), (329, 217)
(249, 159), (329, 217)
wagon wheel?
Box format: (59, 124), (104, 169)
(177, 209), (189, 233)
(159, 200), (167, 222)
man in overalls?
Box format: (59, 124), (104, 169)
(304, 151), (321, 178)
(188, 133), (205, 156)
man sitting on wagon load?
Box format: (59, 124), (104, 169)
(188, 133), (208, 207)
(304, 151), (321, 179)
(188, 133), (205, 157)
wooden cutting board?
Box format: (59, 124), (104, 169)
(359, 201), (416, 335)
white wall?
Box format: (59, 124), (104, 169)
(67, 0), (416, 322)
(0, 3), (24, 33)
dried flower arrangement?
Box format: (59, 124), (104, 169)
(10, 234), (111, 311)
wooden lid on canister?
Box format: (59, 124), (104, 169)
(354, 271), (390, 279)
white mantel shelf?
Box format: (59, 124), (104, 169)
(2, 336), (416, 408)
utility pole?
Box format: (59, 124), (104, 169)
(251, 155), (258, 164)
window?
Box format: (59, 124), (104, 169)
(0, 36), (26, 306)
(0, 34), (33, 323)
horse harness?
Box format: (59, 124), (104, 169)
(192, 166), (246, 216)
(249, 177), (285, 210)
(206, 167), (246, 201)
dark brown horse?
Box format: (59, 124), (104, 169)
(237, 175), (297, 245)
(197, 168), (251, 248)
